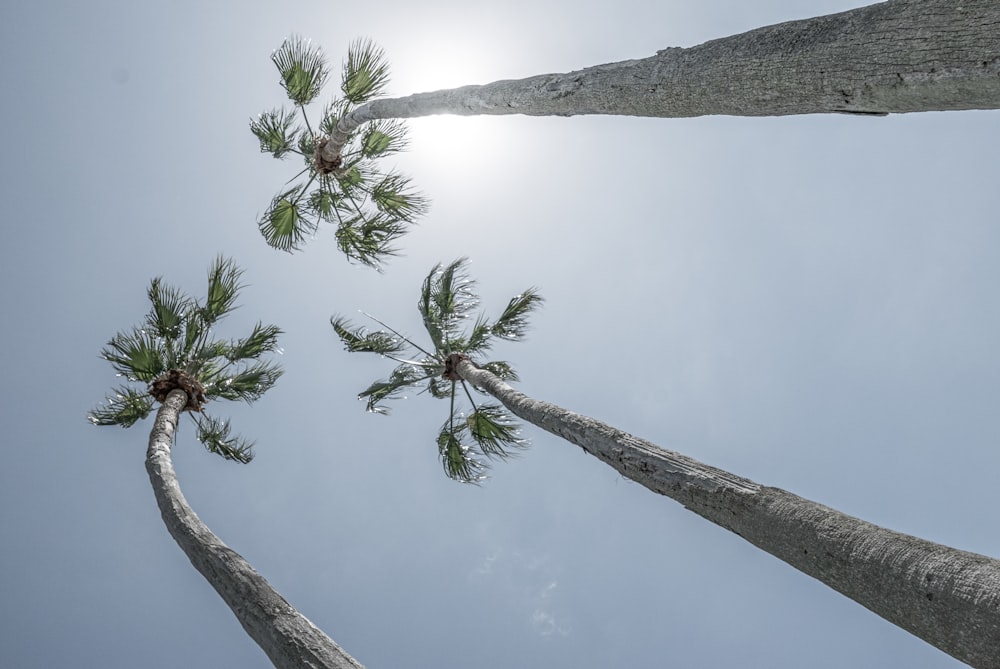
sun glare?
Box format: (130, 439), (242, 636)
(388, 34), (513, 170)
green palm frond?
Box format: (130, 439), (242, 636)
(342, 38), (390, 105)
(466, 404), (523, 458)
(371, 173), (428, 221)
(195, 414), (255, 463)
(360, 120), (409, 158)
(227, 323), (282, 361)
(419, 258), (481, 351)
(145, 278), (190, 340)
(437, 428), (486, 483)
(202, 256), (244, 324)
(307, 187), (338, 221)
(250, 108), (299, 158)
(184, 340), (228, 382)
(427, 376), (452, 399)
(259, 186), (318, 252)
(297, 133), (318, 163)
(460, 314), (493, 355)
(331, 315), (407, 355)
(101, 328), (167, 382)
(88, 387), (155, 427)
(204, 361), (283, 404)
(359, 363), (437, 414)
(479, 360), (519, 383)
(492, 288), (544, 341)
(272, 36), (329, 106)
(334, 212), (408, 268)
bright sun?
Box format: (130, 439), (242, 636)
(387, 33), (513, 169)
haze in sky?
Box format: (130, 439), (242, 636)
(1, 1), (998, 667)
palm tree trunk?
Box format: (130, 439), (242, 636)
(326, 0), (1000, 159)
(455, 359), (1000, 669)
(146, 389), (363, 669)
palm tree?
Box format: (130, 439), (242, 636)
(332, 258), (1000, 669)
(252, 37), (427, 263)
(255, 0), (999, 257)
(331, 258), (541, 482)
(89, 257), (363, 669)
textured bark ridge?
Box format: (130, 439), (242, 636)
(456, 360), (1000, 669)
(322, 0), (1000, 163)
(146, 390), (363, 669)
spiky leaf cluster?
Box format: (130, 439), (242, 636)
(89, 257), (284, 464)
(331, 258), (543, 482)
(253, 36), (426, 267)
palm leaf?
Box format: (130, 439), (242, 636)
(88, 387), (155, 427)
(145, 278), (189, 340)
(308, 187), (339, 222)
(331, 315), (406, 355)
(461, 314), (493, 355)
(272, 36), (329, 106)
(101, 328), (167, 382)
(334, 212), (408, 268)
(466, 404), (523, 458)
(342, 38), (390, 104)
(227, 323), (282, 361)
(479, 360), (519, 383)
(195, 414), (255, 463)
(250, 108), (299, 158)
(419, 259), (480, 350)
(334, 163), (366, 195)
(201, 256), (244, 324)
(436, 428), (485, 483)
(205, 360), (283, 404)
(359, 120), (409, 158)
(298, 133), (318, 165)
(371, 173), (428, 221)
(492, 288), (543, 341)
(259, 186), (318, 252)
(427, 376), (452, 399)
(359, 363), (433, 414)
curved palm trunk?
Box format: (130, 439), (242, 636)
(146, 389), (363, 669)
(456, 359), (1000, 669)
(326, 0), (1000, 158)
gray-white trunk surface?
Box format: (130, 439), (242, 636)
(456, 359), (1000, 668)
(326, 0), (1000, 157)
(146, 389), (363, 669)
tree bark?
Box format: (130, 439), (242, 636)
(326, 0), (1000, 158)
(456, 359), (1000, 669)
(145, 389), (363, 669)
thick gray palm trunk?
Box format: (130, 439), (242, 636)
(455, 359), (1000, 669)
(146, 389), (363, 669)
(326, 0), (1000, 158)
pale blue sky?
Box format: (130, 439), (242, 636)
(1, 1), (998, 667)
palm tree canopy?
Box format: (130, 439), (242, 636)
(331, 258), (542, 482)
(252, 36), (426, 265)
(88, 256), (283, 463)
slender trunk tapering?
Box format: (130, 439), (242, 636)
(146, 389), (363, 669)
(325, 0), (1000, 160)
(456, 359), (1000, 668)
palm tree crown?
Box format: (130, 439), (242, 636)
(331, 258), (543, 482)
(88, 256), (283, 463)
(252, 36), (427, 266)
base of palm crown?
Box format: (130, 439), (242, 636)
(149, 369), (208, 413)
(442, 352), (469, 382)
